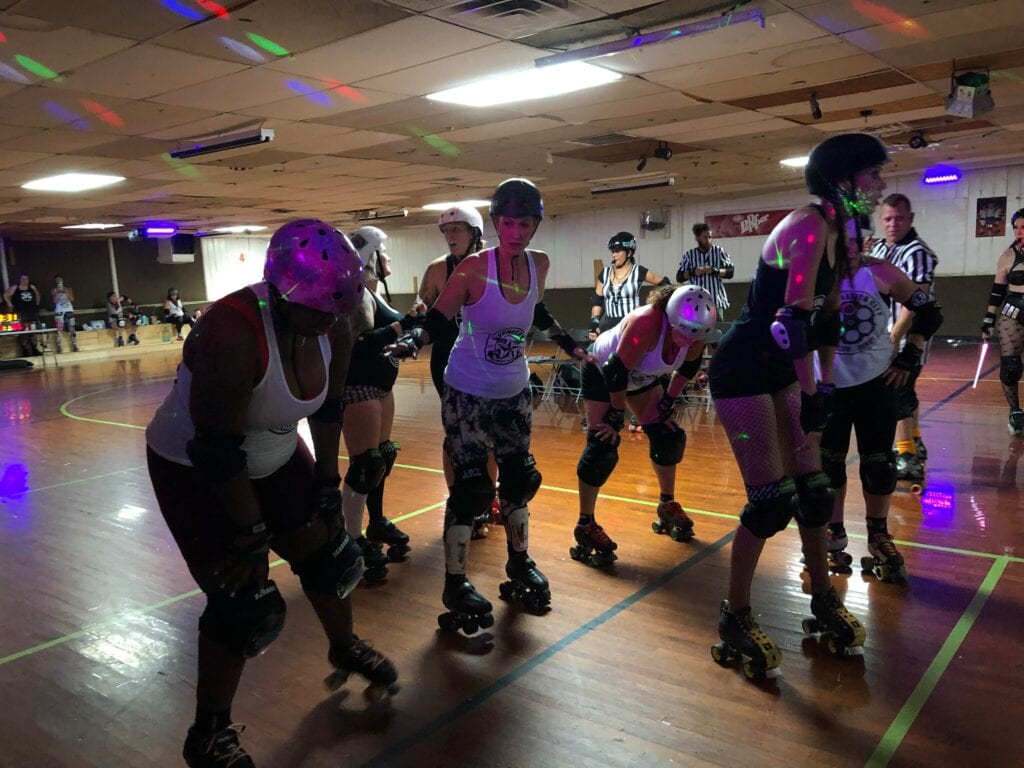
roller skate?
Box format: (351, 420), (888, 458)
(651, 500), (694, 542)
(498, 552), (551, 613)
(895, 452), (925, 495)
(183, 723), (254, 768)
(711, 600), (781, 681)
(802, 586), (866, 657)
(1009, 410), (1024, 436)
(569, 521), (618, 567)
(365, 517), (410, 562)
(116, 336), (125, 348)
(356, 537), (389, 584)
(825, 526), (853, 574)
(913, 436), (928, 462)
(325, 635), (400, 702)
(628, 416), (642, 433)
(437, 574), (495, 635)
(860, 532), (907, 582)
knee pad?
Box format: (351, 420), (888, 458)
(576, 431), (619, 488)
(497, 452), (542, 505)
(821, 448), (847, 490)
(739, 478), (797, 539)
(643, 422), (687, 466)
(794, 472), (835, 528)
(1000, 355), (1023, 387)
(344, 448), (386, 494)
(199, 580), (287, 658)
(859, 451), (897, 495)
(449, 465), (495, 527)
(895, 385), (919, 420)
(293, 530), (365, 600)
(378, 440), (399, 478)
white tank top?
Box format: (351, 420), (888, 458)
(146, 282), (331, 478)
(833, 263), (894, 388)
(444, 248), (538, 399)
(591, 306), (690, 390)
(53, 290), (73, 313)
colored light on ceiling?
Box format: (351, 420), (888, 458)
(81, 99), (125, 128)
(62, 223), (123, 230)
(43, 101), (89, 130)
(22, 173), (125, 192)
(780, 156), (809, 168)
(852, 0), (926, 39)
(426, 61), (620, 107)
(410, 127), (460, 157)
(0, 31), (7, 43)
(195, 0), (229, 18)
(160, 0), (203, 21)
(246, 32), (289, 56)
(15, 54), (60, 81)
(922, 165), (961, 185)
(320, 78), (367, 104)
(0, 62), (31, 84)
(422, 200), (490, 211)
(286, 80), (332, 106)
(219, 36), (265, 62)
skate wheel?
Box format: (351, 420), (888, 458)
(569, 545), (585, 562)
(498, 581), (514, 601)
(741, 661), (764, 681)
(438, 613), (456, 632)
(836, 552), (853, 566)
(478, 612), (495, 630)
(386, 546), (410, 562)
(910, 483), (924, 495)
(801, 618), (818, 635)
(651, 521), (664, 535)
(710, 643), (729, 665)
(827, 637), (843, 656)
(324, 670), (350, 691)
(462, 620), (479, 635)
(860, 556), (874, 572)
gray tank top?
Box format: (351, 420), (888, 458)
(833, 263), (894, 388)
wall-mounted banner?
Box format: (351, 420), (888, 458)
(705, 209), (790, 237)
(975, 196), (1006, 237)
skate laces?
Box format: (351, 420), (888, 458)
(336, 636), (389, 674)
(188, 724), (251, 768)
(731, 606), (771, 645)
(869, 532), (899, 559)
(583, 522), (614, 547)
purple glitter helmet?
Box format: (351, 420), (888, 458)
(264, 219), (364, 315)
(665, 285), (717, 344)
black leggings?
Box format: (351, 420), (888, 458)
(821, 374), (898, 468)
(167, 314), (196, 334)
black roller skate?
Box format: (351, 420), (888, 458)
(498, 552), (551, 613)
(569, 521), (618, 567)
(802, 586), (866, 657)
(325, 635), (400, 702)
(357, 537), (389, 584)
(1009, 410), (1024, 436)
(913, 436), (928, 462)
(365, 517), (410, 562)
(826, 526), (853, 574)
(860, 532), (907, 582)
(651, 500), (694, 542)
(183, 723), (254, 768)
(711, 600), (781, 681)
(438, 574), (495, 635)
(895, 452), (925, 495)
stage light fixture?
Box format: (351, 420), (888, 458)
(809, 93), (822, 120)
(908, 133), (929, 150)
(653, 141), (673, 161)
(636, 157), (647, 172)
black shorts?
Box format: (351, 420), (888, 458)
(581, 361), (662, 402)
(821, 374), (898, 458)
(709, 322), (796, 399)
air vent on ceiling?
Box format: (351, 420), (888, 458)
(430, 0), (601, 40)
(567, 133), (637, 147)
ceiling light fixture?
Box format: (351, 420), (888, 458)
(922, 165), (961, 185)
(357, 209), (409, 222)
(422, 200), (490, 211)
(61, 222), (123, 230)
(809, 93), (822, 120)
(908, 133), (929, 150)
(212, 225), (268, 233)
(780, 156), (809, 168)
(591, 176), (675, 196)
(426, 61), (620, 108)
(22, 173), (125, 192)
(653, 141), (673, 161)
(636, 157), (648, 172)
(169, 127), (274, 159)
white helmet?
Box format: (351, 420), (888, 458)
(350, 225), (387, 277)
(665, 285), (717, 344)
(438, 204), (483, 235)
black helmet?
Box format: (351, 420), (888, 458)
(608, 231), (637, 253)
(490, 178), (543, 221)
(805, 133), (888, 197)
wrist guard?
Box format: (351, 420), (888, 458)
(891, 344), (923, 373)
(589, 316), (601, 332)
(604, 406), (625, 431)
(800, 383), (834, 434)
(982, 312), (997, 334)
(400, 313), (421, 331)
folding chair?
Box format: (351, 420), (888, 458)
(526, 328), (588, 402)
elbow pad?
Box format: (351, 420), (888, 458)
(602, 353), (629, 393)
(676, 355), (702, 380)
(186, 430), (247, 481)
(533, 301), (556, 332)
(770, 306), (812, 359)
(309, 397), (342, 425)
(989, 282), (1008, 307)
(909, 301), (943, 339)
(676, 269), (688, 284)
(815, 311), (841, 347)
(722, 265), (735, 279)
(591, 293), (604, 310)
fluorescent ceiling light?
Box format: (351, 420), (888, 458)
(422, 200), (490, 211)
(213, 225), (268, 233)
(61, 222), (122, 230)
(780, 156), (809, 168)
(22, 173), (125, 192)
(426, 61), (620, 108)
(591, 176), (675, 195)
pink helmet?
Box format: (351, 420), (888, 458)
(665, 285), (717, 344)
(264, 219), (364, 315)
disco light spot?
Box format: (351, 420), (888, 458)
(160, 152), (201, 179)
(0, 62), (31, 84)
(219, 35), (266, 62)
(195, 0), (229, 18)
(44, 101), (89, 130)
(852, 0), (927, 39)
(286, 80), (332, 106)
(409, 126), (460, 157)
(246, 32), (289, 56)
(16, 53), (61, 81)
(81, 99), (125, 128)
(320, 78), (367, 104)
(160, 0), (204, 22)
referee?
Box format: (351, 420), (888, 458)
(676, 223), (734, 320)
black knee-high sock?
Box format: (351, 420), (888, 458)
(367, 477), (386, 524)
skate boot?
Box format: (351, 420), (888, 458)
(438, 574), (495, 635)
(116, 336), (125, 348)
(364, 517), (410, 562)
(357, 537), (389, 584)
(1009, 410), (1024, 436)
(895, 452), (925, 494)
(711, 600), (781, 681)
(128, 333), (140, 345)
(825, 526), (853, 574)
(802, 586), (866, 657)
(913, 437), (928, 462)
(860, 532), (907, 582)
(325, 635), (400, 701)
(499, 551), (551, 613)
(569, 521), (618, 567)
(651, 500), (694, 542)
(628, 416), (642, 433)
(183, 723), (255, 768)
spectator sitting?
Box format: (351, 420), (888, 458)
(164, 287), (196, 341)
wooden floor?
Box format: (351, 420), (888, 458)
(0, 340), (1020, 768)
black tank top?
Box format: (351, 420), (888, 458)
(10, 286), (40, 318)
(1008, 243), (1024, 287)
(347, 292), (404, 389)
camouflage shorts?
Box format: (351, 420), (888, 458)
(442, 385), (532, 470)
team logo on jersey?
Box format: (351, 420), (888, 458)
(838, 289), (885, 354)
(485, 327), (525, 365)
(268, 425), (295, 435)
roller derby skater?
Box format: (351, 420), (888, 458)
(981, 209), (1024, 438)
(573, 284), (716, 566)
(860, 520), (907, 582)
(324, 635), (400, 701)
(147, 219), (399, 766)
(712, 600), (782, 680)
(708, 134), (888, 679)
(388, 178), (580, 630)
(801, 586), (866, 656)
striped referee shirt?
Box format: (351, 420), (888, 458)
(600, 263), (649, 319)
(870, 227), (938, 327)
(677, 244), (734, 311)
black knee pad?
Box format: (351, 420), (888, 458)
(344, 448), (386, 494)
(794, 472), (835, 528)
(497, 452), (542, 505)
(739, 478), (797, 538)
(821, 448), (847, 490)
(378, 440), (399, 478)
(643, 422), (687, 466)
(1000, 355), (1023, 387)
(199, 580), (287, 657)
(859, 451), (897, 495)
(293, 530), (365, 599)
(576, 431), (620, 488)
(895, 385), (919, 420)
(449, 465), (495, 526)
